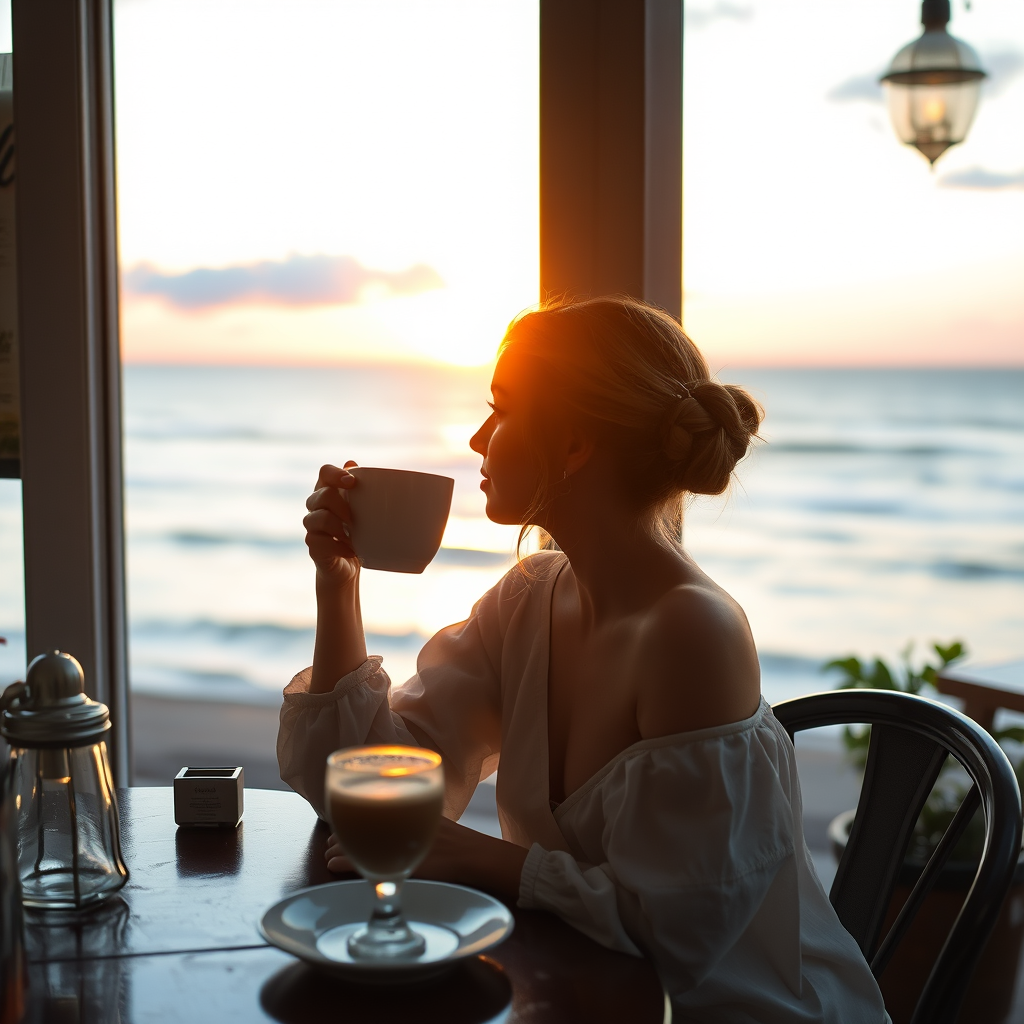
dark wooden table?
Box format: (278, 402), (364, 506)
(22, 788), (667, 1024)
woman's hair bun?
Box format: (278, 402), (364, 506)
(667, 381), (762, 496)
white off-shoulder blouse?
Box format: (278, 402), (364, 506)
(277, 552), (887, 1023)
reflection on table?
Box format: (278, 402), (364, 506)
(22, 788), (667, 1024)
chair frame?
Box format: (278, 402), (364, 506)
(773, 689), (1022, 1024)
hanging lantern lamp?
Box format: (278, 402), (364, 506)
(881, 0), (986, 166)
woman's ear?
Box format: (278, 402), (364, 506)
(563, 424), (596, 478)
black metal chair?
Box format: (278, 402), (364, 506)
(773, 689), (1022, 1024)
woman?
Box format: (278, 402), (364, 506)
(278, 297), (887, 1022)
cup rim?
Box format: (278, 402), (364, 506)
(347, 466), (454, 485)
(326, 744), (443, 774)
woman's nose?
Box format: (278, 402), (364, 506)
(469, 415), (494, 456)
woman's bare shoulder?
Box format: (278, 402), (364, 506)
(633, 580), (761, 740)
(520, 549), (567, 572)
(488, 549), (564, 595)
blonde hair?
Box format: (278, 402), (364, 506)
(499, 296), (762, 539)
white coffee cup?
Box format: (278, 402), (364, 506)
(344, 467), (454, 573)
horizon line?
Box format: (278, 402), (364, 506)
(120, 357), (1024, 372)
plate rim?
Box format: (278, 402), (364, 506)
(258, 877), (514, 973)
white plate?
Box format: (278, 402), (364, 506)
(259, 879), (514, 981)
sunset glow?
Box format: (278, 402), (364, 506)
(113, 0), (538, 368)
(107, 0), (1023, 368)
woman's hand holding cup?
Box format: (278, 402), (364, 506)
(306, 462), (455, 584)
(303, 462), (360, 589)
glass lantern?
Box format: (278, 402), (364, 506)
(1, 652), (128, 911)
(881, 0), (986, 165)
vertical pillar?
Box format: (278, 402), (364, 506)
(12, 0), (130, 783)
(540, 0), (683, 321)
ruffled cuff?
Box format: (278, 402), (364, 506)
(517, 843), (546, 909)
(282, 656), (386, 707)
(516, 843), (642, 956)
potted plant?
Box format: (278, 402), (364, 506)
(825, 642), (1024, 1024)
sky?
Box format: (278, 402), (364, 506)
(681, 0), (1024, 367)
(23, 0), (1022, 367)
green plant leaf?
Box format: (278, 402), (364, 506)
(869, 658), (896, 690)
(822, 657), (866, 687)
(934, 641), (966, 666)
(826, 638), (1024, 864)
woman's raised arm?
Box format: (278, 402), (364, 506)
(303, 462), (368, 693)
(278, 522), (516, 820)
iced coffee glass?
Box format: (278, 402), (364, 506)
(325, 745), (444, 960)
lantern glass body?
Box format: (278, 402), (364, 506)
(884, 77), (982, 164)
(8, 741), (128, 910)
(882, 29), (985, 165)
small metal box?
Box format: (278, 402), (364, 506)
(173, 766), (244, 827)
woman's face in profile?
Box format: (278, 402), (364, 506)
(470, 349), (543, 526)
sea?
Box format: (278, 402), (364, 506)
(1, 366), (1022, 708)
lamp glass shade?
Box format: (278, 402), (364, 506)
(881, 29), (985, 165)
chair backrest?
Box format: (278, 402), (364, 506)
(773, 689), (1022, 1024)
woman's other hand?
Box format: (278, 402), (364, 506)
(325, 817), (529, 905)
(304, 462), (360, 588)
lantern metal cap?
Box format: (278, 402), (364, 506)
(0, 651), (110, 748)
(880, 28), (986, 86)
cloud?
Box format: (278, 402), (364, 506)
(122, 253), (444, 310)
(685, 2), (752, 30)
(828, 48), (1024, 105)
(982, 49), (1024, 97)
(827, 72), (885, 104)
(938, 166), (1024, 190)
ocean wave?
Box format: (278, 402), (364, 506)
(167, 531), (303, 550)
(957, 418), (1024, 431)
(842, 559), (1024, 581)
(132, 619), (314, 639)
(126, 620), (428, 702)
(930, 561), (1024, 581)
(128, 667), (286, 706)
(742, 495), (1022, 525)
(127, 428), (318, 443)
(767, 442), (983, 457)
(801, 500), (907, 516)
(758, 652), (828, 674)
(432, 547), (510, 567)
(154, 532), (510, 565)
(130, 619), (427, 647)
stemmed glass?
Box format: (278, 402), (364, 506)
(325, 745), (444, 960)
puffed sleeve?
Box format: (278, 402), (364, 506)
(516, 713), (887, 1022)
(518, 721), (804, 991)
(277, 577), (506, 820)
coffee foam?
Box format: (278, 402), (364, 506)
(330, 773), (440, 803)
